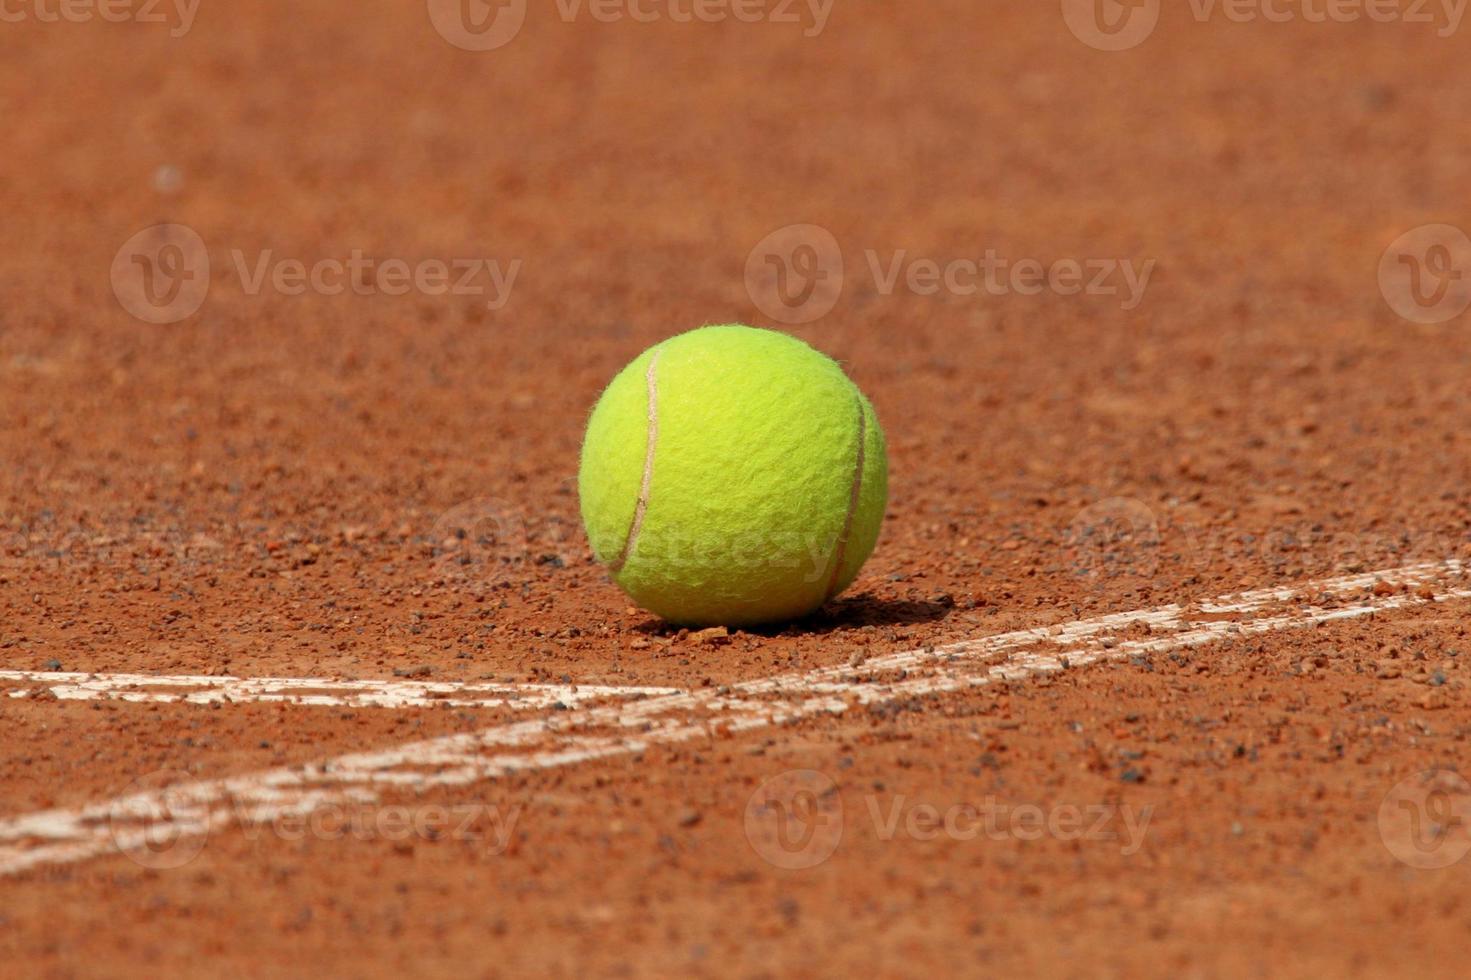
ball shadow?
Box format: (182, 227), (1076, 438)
(790, 593), (955, 635)
(628, 594), (955, 638)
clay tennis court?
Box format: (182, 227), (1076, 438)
(4, 1), (1471, 975)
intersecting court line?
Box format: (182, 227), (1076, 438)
(1, 558), (1465, 878)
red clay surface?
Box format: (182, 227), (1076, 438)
(3, 1), (1471, 976)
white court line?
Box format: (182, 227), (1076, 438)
(0, 558), (1466, 878)
(0, 671), (680, 711)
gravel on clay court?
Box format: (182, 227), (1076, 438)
(3, 2), (1471, 976)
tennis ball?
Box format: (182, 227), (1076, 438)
(579, 324), (887, 627)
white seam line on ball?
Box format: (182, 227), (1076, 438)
(609, 350), (660, 574)
(824, 396), (867, 601)
(1, 558), (1466, 877)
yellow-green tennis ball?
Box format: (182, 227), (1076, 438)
(579, 324), (887, 627)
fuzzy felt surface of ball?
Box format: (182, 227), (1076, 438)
(579, 324), (887, 626)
